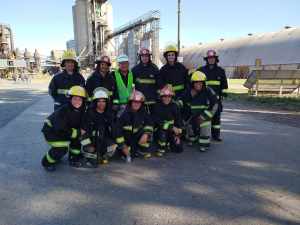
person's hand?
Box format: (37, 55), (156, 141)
(174, 136), (181, 145)
(122, 145), (130, 156)
(139, 134), (149, 145)
(173, 127), (182, 136)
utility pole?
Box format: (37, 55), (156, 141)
(177, 0), (181, 54)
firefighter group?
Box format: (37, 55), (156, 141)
(41, 45), (228, 171)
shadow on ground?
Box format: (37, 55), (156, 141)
(0, 97), (299, 225)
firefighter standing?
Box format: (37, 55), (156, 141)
(48, 50), (85, 111)
(118, 90), (153, 160)
(85, 55), (115, 104)
(198, 50), (228, 142)
(80, 88), (125, 168)
(41, 86), (87, 171)
(153, 85), (184, 156)
(180, 71), (219, 152)
(158, 45), (189, 99)
(111, 54), (135, 117)
(132, 48), (159, 113)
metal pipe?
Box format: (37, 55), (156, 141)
(7, 26), (14, 51)
(177, 0), (181, 54)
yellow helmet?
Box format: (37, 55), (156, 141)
(164, 45), (178, 54)
(62, 50), (77, 61)
(191, 71), (206, 82)
(68, 86), (87, 98)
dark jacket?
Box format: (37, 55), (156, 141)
(180, 86), (218, 120)
(199, 65), (228, 99)
(42, 103), (84, 141)
(118, 106), (153, 144)
(48, 70), (85, 106)
(153, 101), (183, 130)
(132, 62), (159, 104)
(85, 70), (115, 100)
(81, 106), (122, 145)
(158, 62), (189, 98)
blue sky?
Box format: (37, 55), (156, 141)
(1, 0), (300, 55)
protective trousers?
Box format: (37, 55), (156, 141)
(41, 138), (82, 167)
(211, 102), (222, 139)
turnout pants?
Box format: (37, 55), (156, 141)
(156, 128), (183, 154)
(211, 102), (222, 139)
(41, 135), (82, 167)
(126, 130), (153, 158)
(187, 116), (211, 148)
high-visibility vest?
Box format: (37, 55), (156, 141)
(114, 70), (133, 104)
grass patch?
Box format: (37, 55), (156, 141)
(227, 93), (300, 111)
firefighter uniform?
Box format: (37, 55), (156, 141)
(48, 50), (85, 111)
(85, 71), (115, 103)
(85, 56), (115, 102)
(180, 71), (219, 151)
(158, 45), (189, 99)
(132, 48), (160, 113)
(198, 50), (228, 140)
(153, 86), (184, 156)
(80, 90), (123, 167)
(41, 86), (86, 171)
(118, 91), (153, 159)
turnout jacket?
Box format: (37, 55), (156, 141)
(118, 106), (154, 143)
(85, 71), (115, 101)
(180, 86), (218, 121)
(132, 62), (159, 104)
(80, 106), (124, 147)
(152, 101), (183, 130)
(48, 70), (85, 106)
(198, 65), (228, 99)
(42, 103), (84, 141)
(158, 62), (189, 98)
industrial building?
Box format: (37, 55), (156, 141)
(0, 24), (14, 59)
(72, 0), (160, 68)
(66, 40), (76, 51)
(180, 26), (300, 78)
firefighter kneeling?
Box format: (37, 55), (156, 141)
(80, 88), (124, 168)
(118, 90), (153, 161)
(153, 85), (184, 156)
(180, 71), (219, 152)
(41, 86), (87, 172)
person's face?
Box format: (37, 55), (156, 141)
(119, 62), (129, 72)
(131, 101), (142, 111)
(100, 62), (109, 73)
(193, 81), (204, 91)
(71, 96), (83, 109)
(167, 52), (176, 63)
(141, 55), (150, 64)
(96, 99), (107, 111)
(208, 57), (216, 65)
(65, 60), (75, 72)
(161, 95), (172, 105)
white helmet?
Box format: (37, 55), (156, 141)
(117, 54), (129, 63)
(93, 87), (109, 100)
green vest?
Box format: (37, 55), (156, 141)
(115, 70), (134, 104)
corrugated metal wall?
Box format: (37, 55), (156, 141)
(180, 27), (300, 71)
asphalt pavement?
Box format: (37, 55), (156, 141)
(0, 83), (299, 225)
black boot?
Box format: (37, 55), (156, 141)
(41, 156), (56, 172)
